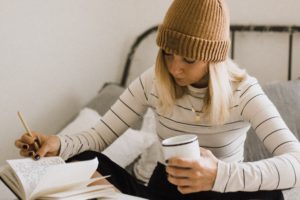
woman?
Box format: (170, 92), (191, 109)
(15, 0), (300, 199)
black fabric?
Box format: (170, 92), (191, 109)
(148, 162), (284, 200)
(67, 151), (149, 199)
(67, 151), (284, 200)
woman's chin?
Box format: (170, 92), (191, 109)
(175, 80), (188, 86)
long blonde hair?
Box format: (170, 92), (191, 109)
(155, 49), (247, 125)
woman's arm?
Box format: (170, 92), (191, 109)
(58, 67), (155, 161)
(212, 79), (300, 192)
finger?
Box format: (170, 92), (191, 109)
(21, 134), (37, 145)
(199, 148), (218, 162)
(199, 147), (213, 156)
(35, 144), (50, 160)
(199, 147), (207, 151)
(168, 157), (197, 168)
(36, 135), (42, 147)
(15, 140), (29, 150)
(166, 166), (194, 178)
(167, 175), (191, 187)
(31, 131), (45, 140)
(19, 150), (35, 157)
(177, 185), (199, 194)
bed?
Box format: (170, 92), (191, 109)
(59, 25), (300, 199)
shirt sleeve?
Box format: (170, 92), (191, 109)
(212, 77), (300, 192)
(57, 67), (155, 160)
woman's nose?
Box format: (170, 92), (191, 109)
(169, 58), (183, 76)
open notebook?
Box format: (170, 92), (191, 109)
(0, 156), (116, 200)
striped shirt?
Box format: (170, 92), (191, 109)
(58, 66), (300, 192)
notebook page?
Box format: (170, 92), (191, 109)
(31, 158), (98, 199)
(7, 157), (65, 199)
(38, 189), (116, 200)
(57, 189), (116, 200)
(31, 175), (110, 199)
(42, 184), (114, 198)
(0, 166), (23, 198)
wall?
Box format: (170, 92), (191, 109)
(227, 0), (300, 82)
(0, 0), (299, 166)
(0, 0), (173, 165)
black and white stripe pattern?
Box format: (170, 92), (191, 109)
(58, 66), (300, 192)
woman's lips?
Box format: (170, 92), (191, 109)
(175, 78), (185, 82)
(175, 78), (186, 85)
(175, 76), (184, 80)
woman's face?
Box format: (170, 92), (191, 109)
(163, 50), (209, 87)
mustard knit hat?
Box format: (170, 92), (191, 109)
(156, 0), (230, 62)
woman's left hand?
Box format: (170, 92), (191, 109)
(166, 147), (218, 194)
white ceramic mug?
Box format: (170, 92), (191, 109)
(162, 134), (200, 161)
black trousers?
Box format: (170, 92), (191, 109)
(67, 151), (284, 200)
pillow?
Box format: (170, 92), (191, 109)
(58, 108), (101, 136)
(102, 109), (157, 167)
(57, 107), (156, 168)
(102, 129), (156, 168)
(86, 83), (142, 129)
(86, 84), (125, 116)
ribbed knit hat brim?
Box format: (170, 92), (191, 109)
(157, 26), (230, 62)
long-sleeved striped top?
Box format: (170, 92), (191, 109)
(58, 66), (300, 192)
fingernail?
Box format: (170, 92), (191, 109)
(22, 144), (28, 150)
(34, 154), (40, 160)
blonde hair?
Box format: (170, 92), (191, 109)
(155, 49), (247, 125)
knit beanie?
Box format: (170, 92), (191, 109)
(156, 0), (230, 62)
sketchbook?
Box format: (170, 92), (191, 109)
(0, 156), (116, 200)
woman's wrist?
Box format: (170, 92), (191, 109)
(211, 160), (230, 192)
(54, 135), (61, 156)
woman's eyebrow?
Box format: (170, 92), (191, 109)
(184, 57), (196, 61)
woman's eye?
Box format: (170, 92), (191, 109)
(184, 58), (196, 64)
(162, 50), (173, 56)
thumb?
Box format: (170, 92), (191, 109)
(200, 147), (210, 156)
(35, 144), (50, 160)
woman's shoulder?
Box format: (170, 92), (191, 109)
(127, 65), (156, 94)
(232, 74), (262, 94)
(141, 65), (155, 78)
(140, 65), (156, 86)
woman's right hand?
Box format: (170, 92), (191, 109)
(14, 132), (61, 160)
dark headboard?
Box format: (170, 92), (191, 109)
(120, 25), (300, 87)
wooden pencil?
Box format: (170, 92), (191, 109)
(17, 111), (40, 151)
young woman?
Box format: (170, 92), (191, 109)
(15, 0), (300, 199)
